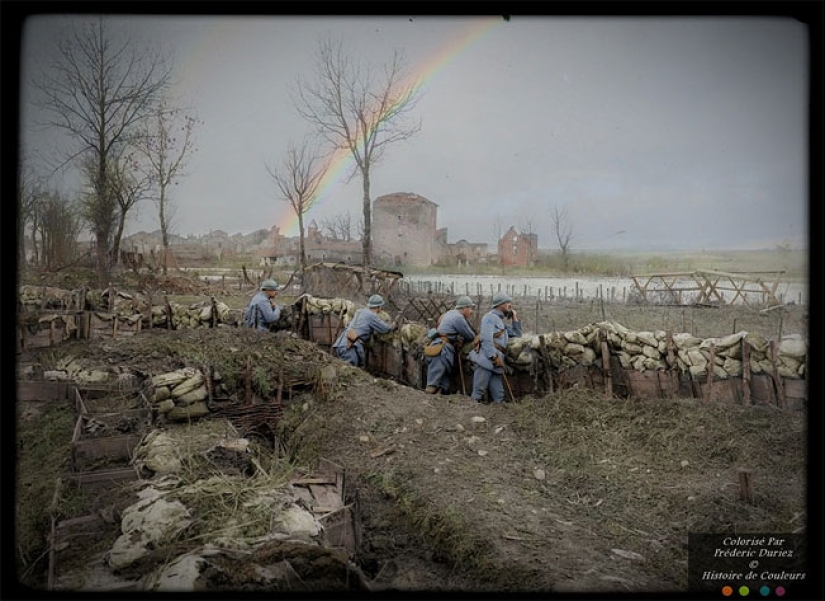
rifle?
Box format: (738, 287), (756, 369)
(501, 366), (516, 403)
(456, 336), (466, 395)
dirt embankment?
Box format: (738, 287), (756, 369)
(15, 322), (806, 593)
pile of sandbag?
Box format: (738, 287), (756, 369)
(495, 320), (807, 380)
(397, 322), (429, 351)
(52, 356), (113, 384)
(150, 368), (211, 421)
(299, 294), (356, 323)
(84, 289), (150, 316)
(18, 285), (78, 311)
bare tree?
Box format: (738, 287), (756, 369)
(550, 205), (574, 272)
(135, 101), (198, 274)
(266, 138), (330, 277)
(321, 211), (355, 241)
(28, 189), (82, 271)
(294, 35), (421, 287)
(492, 214), (505, 272)
(518, 215), (538, 268)
(517, 215), (535, 236)
(17, 159), (44, 268)
(33, 17), (171, 279)
(108, 151), (151, 267)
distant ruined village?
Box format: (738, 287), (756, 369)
(122, 192), (539, 270)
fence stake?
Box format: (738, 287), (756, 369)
(737, 468), (754, 504)
(742, 338), (751, 406)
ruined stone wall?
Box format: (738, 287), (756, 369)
(373, 193), (437, 267)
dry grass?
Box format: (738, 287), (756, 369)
(509, 388), (806, 587)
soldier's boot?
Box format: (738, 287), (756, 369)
(425, 386), (438, 394)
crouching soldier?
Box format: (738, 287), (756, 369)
(332, 294), (393, 367)
(243, 279), (281, 331)
(424, 296), (477, 395)
(469, 292), (522, 403)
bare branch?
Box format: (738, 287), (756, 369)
(293, 34), (422, 282)
(266, 137), (331, 275)
(31, 16), (172, 278)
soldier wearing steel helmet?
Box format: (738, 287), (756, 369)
(332, 294), (394, 367)
(468, 291), (522, 403)
(243, 279), (282, 331)
(424, 296), (478, 395)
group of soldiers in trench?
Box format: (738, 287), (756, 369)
(244, 280), (522, 404)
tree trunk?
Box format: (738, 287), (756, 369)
(159, 186), (169, 276)
(298, 211), (306, 278)
(361, 169), (371, 291)
(112, 210), (127, 268)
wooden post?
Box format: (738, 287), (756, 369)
(112, 314), (119, 339)
(666, 332), (678, 399)
(147, 291), (153, 330)
(49, 319), (56, 347)
(601, 340), (612, 399)
(742, 339), (751, 406)
(245, 356), (253, 404)
(165, 295), (173, 331)
(704, 343), (716, 404)
(275, 369), (284, 411)
(204, 364), (213, 403)
(769, 340), (785, 408)
(737, 468), (754, 504)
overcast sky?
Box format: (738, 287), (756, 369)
(18, 12), (810, 251)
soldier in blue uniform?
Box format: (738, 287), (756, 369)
(332, 294), (394, 367)
(243, 279), (281, 331)
(469, 291), (522, 403)
(424, 296), (478, 395)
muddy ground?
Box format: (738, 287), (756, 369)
(12, 271), (811, 595)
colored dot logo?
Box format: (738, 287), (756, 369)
(776, 586), (786, 597)
(739, 586), (750, 596)
(722, 585), (734, 596)
(760, 586), (770, 596)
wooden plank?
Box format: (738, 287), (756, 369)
(309, 483), (344, 511)
(293, 486), (314, 507)
(625, 370), (662, 400)
(750, 373), (775, 405)
(319, 506), (356, 555)
(16, 380), (69, 401)
(72, 434), (142, 463)
(70, 467), (139, 489)
(293, 477), (337, 486)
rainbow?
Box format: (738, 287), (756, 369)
(275, 16), (503, 236)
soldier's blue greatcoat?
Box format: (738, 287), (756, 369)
(243, 291), (282, 331)
(469, 308), (522, 403)
(425, 309), (477, 394)
(332, 308), (392, 367)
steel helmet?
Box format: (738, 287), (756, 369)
(455, 296), (475, 309)
(261, 279), (280, 291)
(367, 294), (385, 308)
(491, 291), (512, 307)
